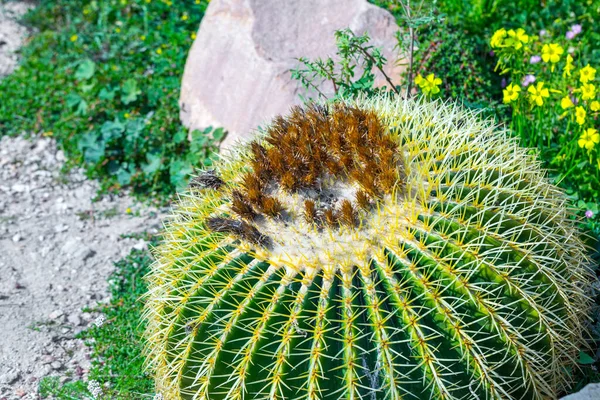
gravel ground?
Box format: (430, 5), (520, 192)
(0, 1), (33, 78)
(0, 3), (165, 399)
(0, 136), (164, 399)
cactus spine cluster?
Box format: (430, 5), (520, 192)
(143, 96), (594, 400)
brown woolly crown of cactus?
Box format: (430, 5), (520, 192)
(143, 96), (594, 400)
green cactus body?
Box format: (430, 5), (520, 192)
(143, 97), (593, 400)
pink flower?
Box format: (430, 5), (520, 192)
(585, 210), (594, 219)
(522, 74), (536, 87)
(530, 55), (541, 64)
(566, 24), (582, 40)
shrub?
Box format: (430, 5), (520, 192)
(143, 96), (593, 399)
(491, 25), (600, 214)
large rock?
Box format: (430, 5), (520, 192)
(180, 0), (403, 150)
(560, 384), (600, 400)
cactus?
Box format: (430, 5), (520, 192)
(143, 96), (594, 400)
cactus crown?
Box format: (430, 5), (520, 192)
(143, 97), (594, 400)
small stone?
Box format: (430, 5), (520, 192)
(80, 247), (96, 261)
(35, 364), (52, 378)
(11, 183), (26, 193)
(133, 239), (147, 251)
(0, 369), (20, 384)
(50, 361), (62, 370)
(41, 355), (55, 365)
(12, 234), (21, 243)
(54, 224), (69, 233)
(67, 314), (82, 327)
(560, 383), (600, 400)
(48, 310), (64, 320)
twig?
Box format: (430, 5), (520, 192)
(353, 45), (400, 95)
(399, 0), (416, 97)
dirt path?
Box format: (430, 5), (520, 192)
(0, 136), (163, 399)
(0, 4), (163, 399)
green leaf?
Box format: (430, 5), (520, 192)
(142, 153), (162, 176)
(121, 79), (141, 105)
(99, 86), (117, 101)
(66, 92), (83, 108)
(75, 59), (96, 80)
(578, 351), (595, 365)
(101, 119), (125, 141)
(173, 129), (187, 144)
(125, 119), (145, 139)
(79, 82), (95, 94)
(116, 167), (133, 186)
(75, 99), (88, 116)
(78, 131), (106, 164)
(212, 127), (226, 141)
(169, 159), (193, 188)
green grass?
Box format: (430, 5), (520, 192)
(39, 234), (157, 399)
(0, 0), (222, 200)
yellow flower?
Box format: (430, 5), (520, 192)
(115, 27), (121, 33)
(581, 83), (596, 101)
(126, 207), (132, 214)
(140, 35), (146, 41)
(191, 32), (197, 40)
(563, 54), (574, 78)
(70, 34), (78, 42)
(182, 14), (189, 21)
(580, 64), (596, 84)
(560, 95), (574, 109)
(490, 28), (507, 48)
(578, 128), (600, 150)
(195, 0), (200, 3)
(415, 73), (442, 95)
(414, 74), (424, 86)
(592, 101), (600, 112)
(124, 113), (131, 119)
(527, 82), (550, 107)
(156, 48), (162, 55)
(505, 28), (529, 50)
(576, 106), (586, 125)
(503, 83), (520, 103)
(541, 43), (564, 64)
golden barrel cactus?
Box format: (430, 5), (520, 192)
(143, 97), (594, 400)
